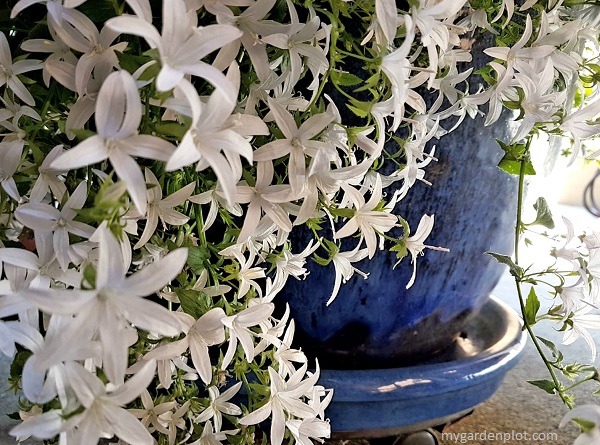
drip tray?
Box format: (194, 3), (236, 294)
(320, 295), (527, 439)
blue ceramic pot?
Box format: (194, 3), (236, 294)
(281, 40), (518, 368)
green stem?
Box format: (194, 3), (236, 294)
(193, 177), (208, 247)
(563, 374), (596, 393)
(521, 271), (573, 279)
(513, 142), (571, 408)
(334, 48), (374, 62)
(307, 68), (331, 112)
(194, 202), (208, 247)
(521, 278), (562, 289)
(28, 82), (57, 143)
(111, 0), (124, 15)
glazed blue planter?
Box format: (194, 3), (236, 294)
(282, 115), (517, 368)
(281, 40), (518, 368)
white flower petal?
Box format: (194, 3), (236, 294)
(166, 132), (201, 171)
(95, 225), (126, 289)
(109, 150), (147, 215)
(190, 339), (213, 385)
(9, 410), (63, 440)
(65, 362), (104, 407)
(124, 134), (175, 162)
(108, 359), (156, 406)
(99, 319), (129, 385)
(50, 136), (108, 170)
(123, 248), (188, 295)
(106, 15), (162, 49)
(239, 401), (272, 426)
(156, 63), (185, 92)
(15, 203), (60, 232)
(121, 296), (182, 337)
(104, 406), (154, 445)
(21, 288), (96, 315)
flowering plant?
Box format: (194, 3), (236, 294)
(2, 0), (600, 444)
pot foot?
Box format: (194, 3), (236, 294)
(395, 429), (439, 445)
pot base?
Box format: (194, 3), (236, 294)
(299, 306), (474, 370)
(319, 295), (526, 439)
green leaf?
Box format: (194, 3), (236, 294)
(311, 238), (338, 266)
(82, 264), (97, 289)
(330, 70), (364, 86)
(30, 143), (45, 166)
(329, 207), (355, 219)
(498, 158), (536, 175)
(485, 252), (523, 278)
(70, 129), (96, 141)
(345, 104), (369, 118)
(116, 51), (151, 74)
(527, 379), (556, 394)
(572, 418), (596, 433)
(537, 336), (564, 364)
(529, 197), (555, 229)
(524, 287), (540, 326)
(391, 240), (408, 268)
(138, 62), (161, 82)
(306, 218), (323, 231)
(228, 434), (247, 445)
(354, 73), (381, 92)
(115, 51), (160, 81)
(346, 97), (373, 118)
(474, 65), (494, 83)
(10, 349), (32, 384)
(77, 0), (117, 22)
(248, 382), (270, 396)
(187, 246), (211, 274)
(155, 122), (188, 139)
(496, 140), (536, 176)
(241, 169), (256, 187)
(175, 289), (210, 319)
(561, 363), (597, 380)
(312, 254), (331, 266)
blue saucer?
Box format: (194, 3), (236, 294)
(320, 295), (527, 438)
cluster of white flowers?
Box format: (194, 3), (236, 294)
(532, 218), (600, 359)
(0, 0), (599, 443)
(509, 215), (600, 444)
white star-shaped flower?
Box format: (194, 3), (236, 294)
(50, 70), (176, 214)
(253, 99), (335, 198)
(50, 7), (128, 95)
(62, 360), (156, 445)
(166, 64), (268, 204)
(195, 383), (242, 432)
(0, 32), (41, 105)
(335, 175), (398, 259)
(0, 140), (24, 201)
(404, 214), (449, 289)
(134, 168), (195, 249)
(221, 303), (274, 369)
(16, 181), (95, 270)
(240, 363), (319, 445)
(107, 0), (242, 93)
(145, 308), (227, 385)
(21, 225), (187, 385)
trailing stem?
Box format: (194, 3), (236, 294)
(513, 146), (572, 408)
